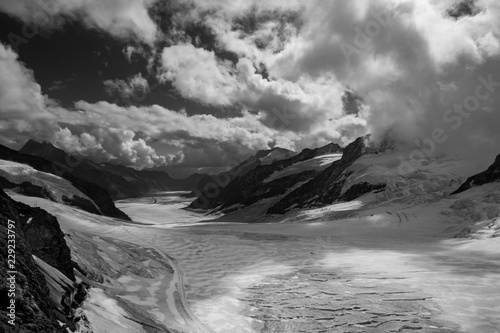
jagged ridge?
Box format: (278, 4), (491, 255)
(267, 137), (365, 214)
(452, 154), (500, 195)
(189, 142), (342, 210)
(187, 147), (296, 198)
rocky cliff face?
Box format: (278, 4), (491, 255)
(189, 142), (342, 210)
(0, 143), (130, 220)
(338, 182), (386, 202)
(188, 147), (297, 200)
(267, 137), (366, 214)
(0, 189), (77, 332)
(452, 154), (500, 194)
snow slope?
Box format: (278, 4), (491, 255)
(339, 149), (472, 206)
(264, 153), (342, 183)
(6, 192), (215, 333)
(0, 159), (100, 212)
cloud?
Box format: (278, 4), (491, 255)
(165, 0), (500, 166)
(104, 73), (150, 102)
(0, 42), (292, 169)
(3, 0), (500, 171)
(70, 101), (290, 167)
(123, 45), (147, 62)
(53, 127), (168, 167)
(158, 43), (366, 148)
(0, 42), (56, 145)
(159, 43), (239, 105)
(0, 0), (158, 43)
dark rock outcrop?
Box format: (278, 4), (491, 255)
(2, 190), (74, 280)
(447, 0), (482, 20)
(338, 182), (386, 202)
(0, 143), (130, 220)
(0, 177), (51, 199)
(452, 154), (500, 195)
(189, 142), (342, 210)
(267, 137), (366, 214)
(0, 189), (73, 332)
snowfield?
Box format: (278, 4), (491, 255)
(0, 159), (100, 211)
(264, 153), (342, 183)
(9, 184), (500, 333)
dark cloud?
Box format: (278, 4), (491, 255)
(447, 0), (483, 19)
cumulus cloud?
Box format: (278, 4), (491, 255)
(159, 44), (239, 106)
(53, 127), (168, 167)
(158, 43), (366, 149)
(104, 73), (150, 102)
(70, 101), (290, 166)
(0, 0), (158, 43)
(0, 42), (56, 146)
(3, 0), (500, 170)
(161, 0), (500, 166)
(0, 42), (290, 168)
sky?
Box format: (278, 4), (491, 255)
(0, 0), (499, 176)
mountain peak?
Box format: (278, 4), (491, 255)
(20, 139), (72, 165)
(21, 139), (60, 153)
(254, 147), (293, 159)
(452, 153), (500, 194)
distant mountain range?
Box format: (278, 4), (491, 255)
(0, 143), (130, 220)
(20, 140), (205, 198)
(0, 140), (299, 219)
(188, 135), (500, 222)
(189, 141), (344, 214)
(3, 137), (498, 225)
(188, 146), (297, 198)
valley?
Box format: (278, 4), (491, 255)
(7, 189), (499, 333)
(2, 138), (500, 333)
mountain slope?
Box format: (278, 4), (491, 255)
(188, 147), (296, 198)
(0, 189), (79, 332)
(190, 136), (485, 221)
(0, 159), (103, 215)
(269, 137), (486, 216)
(189, 142), (341, 211)
(20, 139), (194, 198)
(268, 137), (366, 214)
(0, 144), (129, 220)
(452, 153), (500, 194)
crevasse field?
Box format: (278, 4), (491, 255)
(9, 187), (500, 333)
